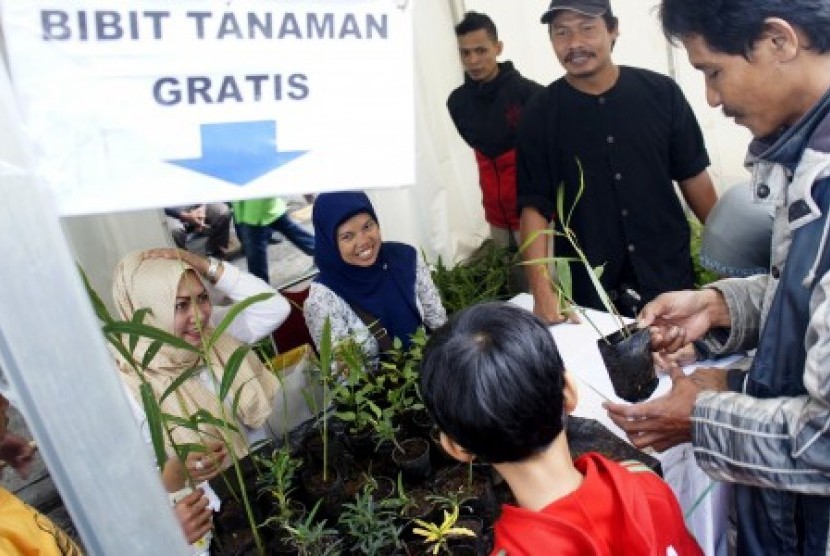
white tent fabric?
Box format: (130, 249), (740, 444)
(58, 0), (752, 298)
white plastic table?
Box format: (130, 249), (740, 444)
(510, 294), (732, 556)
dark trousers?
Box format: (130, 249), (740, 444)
(236, 214), (315, 283)
(167, 203), (232, 257)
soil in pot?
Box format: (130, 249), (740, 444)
(300, 466), (345, 520)
(302, 429), (347, 470)
(211, 529), (256, 556)
(399, 487), (440, 542)
(432, 464), (493, 506)
(261, 499), (308, 554)
(346, 424), (376, 459)
(392, 437), (432, 483)
(597, 323), (657, 403)
(448, 515), (484, 553)
(399, 407), (434, 439)
(428, 425), (455, 467)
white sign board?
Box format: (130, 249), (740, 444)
(0, 0), (415, 215)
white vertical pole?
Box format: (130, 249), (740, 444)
(0, 54), (189, 555)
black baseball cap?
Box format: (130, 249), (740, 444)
(540, 0), (612, 23)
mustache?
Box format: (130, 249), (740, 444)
(564, 49), (594, 63)
(722, 106), (742, 119)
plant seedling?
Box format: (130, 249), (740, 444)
(412, 504), (477, 555)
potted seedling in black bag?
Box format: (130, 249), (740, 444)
(520, 159), (657, 403)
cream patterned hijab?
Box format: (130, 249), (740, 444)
(112, 251), (278, 458)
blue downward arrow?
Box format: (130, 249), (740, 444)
(167, 121), (307, 186)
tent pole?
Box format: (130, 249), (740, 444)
(0, 54), (189, 556)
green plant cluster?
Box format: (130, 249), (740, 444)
(428, 240), (518, 314)
(688, 216), (720, 287)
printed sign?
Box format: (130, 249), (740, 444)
(0, 0), (415, 215)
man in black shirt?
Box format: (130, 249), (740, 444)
(517, 0), (717, 321)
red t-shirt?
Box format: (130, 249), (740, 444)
(492, 452), (702, 556)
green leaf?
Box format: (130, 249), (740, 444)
(556, 180), (566, 230)
(164, 409), (239, 433)
(78, 265), (113, 324)
(159, 365), (204, 403)
(218, 345), (251, 403)
(141, 340), (164, 369)
(106, 332), (138, 371)
(128, 308), (153, 352)
(140, 383), (168, 468)
(207, 292), (274, 350)
(555, 259), (573, 300)
(103, 321), (200, 353)
(335, 411), (356, 422)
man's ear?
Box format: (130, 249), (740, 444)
(495, 40), (504, 57)
(562, 371), (579, 414)
(439, 431), (475, 463)
(761, 18), (799, 61)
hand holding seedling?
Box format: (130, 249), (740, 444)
(653, 343), (696, 373)
(638, 288), (730, 355)
(603, 364), (700, 452)
(185, 442), (227, 482)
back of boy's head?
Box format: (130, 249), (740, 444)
(420, 302), (566, 464)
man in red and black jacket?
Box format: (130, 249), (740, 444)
(447, 11), (543, 250)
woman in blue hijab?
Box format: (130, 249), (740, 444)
(303, 191), (447, 359)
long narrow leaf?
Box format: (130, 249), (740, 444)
(567, 159), (586, 227)
(128, 308), (153, 352)
(78, 265), (113, 324)
(140, 383), (168, 468)
(555, 259), (573, 300)
(230, 378), (254, 420)
(207, 292), (274, 350)
(106, 333), (138, 370)
(556, 179), (566, 230)
(103, 321), (200, 353)
(319, 317), (333, 375)
(219, 345), (252, 403)
(159, 365), (204, 403)
(162, 411), (240, 433)
(141, 340), (164, 369)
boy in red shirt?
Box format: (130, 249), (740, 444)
(419, 302), (702, 555)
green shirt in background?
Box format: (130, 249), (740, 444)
(231, 198), (288, 226)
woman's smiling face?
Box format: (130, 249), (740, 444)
(173, 270), (212, 346)
(336, 212), (381, 268)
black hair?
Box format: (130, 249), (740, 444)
(602, 13), (619, 33)
(659, 0), (830, 57)
(455, 11), (499, 42)
(419, 302), (566, 464)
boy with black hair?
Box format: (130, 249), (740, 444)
(420, 302), (701, 555)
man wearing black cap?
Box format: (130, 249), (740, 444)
(517, 0), (718, 323)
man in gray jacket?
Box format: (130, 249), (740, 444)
(605, 0), (830, 553)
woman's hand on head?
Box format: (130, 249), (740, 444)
(143, 248), (210, 276)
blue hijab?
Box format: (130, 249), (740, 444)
(313, 191), (422, 347)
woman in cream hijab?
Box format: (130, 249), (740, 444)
(112, 247), (290, 475)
